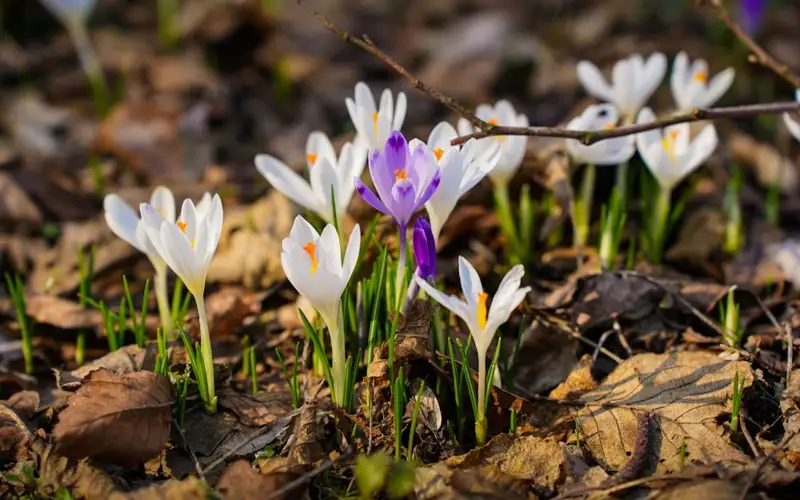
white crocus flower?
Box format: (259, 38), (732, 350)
(140, 194), (224, 413)
(281, 215), (360, 406)
(635, 107), (718, 191)
(670, 52), (735, 112)
(409, 122), (501, 242)
(346, 82), (407, 150)
(416, 257), (530, 444)
(104, 186), (177, 338)
(577, 53), (667, 121)
(565, 104), (635, 166)
(255, 132), (367, 225)
(783, 90), (800, 143)
(457, 100), (529, 185)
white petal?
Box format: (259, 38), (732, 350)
(670, 51), (689, 101)
(309, 158), (340, 223)
(149, 186), (175, 223)
(354, 82), (376, 113)
(289, 215), (319, 245)
(306, 131), (338, 168)
(255, 154), (323, 214)
(428, 121), (458, 151)
(677, 123), (718, 184)
(160, 221), (204, 295)
(784, 113), (800, 143)
(489, 264), (525, 316)
(178, 199), (198, 243)
(457, 118), (474, 137)
(576, 61), (615, 102)
(458, 256), (483, 308)
(611, 58), (634, 114)
(416, 276), (472, 326)
(104, 194), (146, 253)
(393, 92), (407, 132)
(341, 224), (361, 285)
(194, 192), (212, 220)
(318, 224), (342, 275)
(639, 52), (667, 106)
(700, 68), (735, 108)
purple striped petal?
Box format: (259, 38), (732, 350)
(355, 177), (391, 216)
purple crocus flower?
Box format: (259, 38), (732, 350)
(356, 130), (441, 311)
(738, 0), (766, 37)
(413, 217), (436, 281)
(355, 131), (441, 230)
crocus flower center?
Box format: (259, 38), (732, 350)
(487, 118), (506, 143)
(433, 148), (444, 161)
(394, 168), (408, 182)
(371, 112), (379, 133)
(176, 221), (196, 248)
(306, 153), (318, 166)
(603, 122), (614, 130)
(694, 71), (708, 83)
(476, 292), (488, 330)
(303, 241), (318, 275)
(662, 129), (681, 164)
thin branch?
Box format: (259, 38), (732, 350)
(305, 0), (800, 147)
(703, 0), (800, 88)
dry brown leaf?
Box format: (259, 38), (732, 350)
(780, 369), (800, 469)
(25, 295), (101, 331)
(575, 351), (752, 473)
(0, 172), (42, 224)
(216, 458), (305, 500)
(652, 479), (739, 500)
(55, 345), (147, 390)
(217, 388), (293, 427)
(0, 402), (32, 464)
(727, 131), (797, 192)
(52, 369), (174, 465)
(114, 477), (208, 500)
(289, 404), (327, 465)
(415, 462), (533, 500)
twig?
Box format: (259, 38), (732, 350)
(703, 0), (800, 88)
(739, 409), (762, 458)
(304, 0), (800, 146)
(737, 429), (800, 500)
(173, 419), (205, 482)
(264, 447), (355, 500)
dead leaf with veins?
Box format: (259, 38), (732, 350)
(575, 351), (753, 473)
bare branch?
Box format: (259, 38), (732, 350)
(702, 0), (800, 88)
(305, 0), (800, 146)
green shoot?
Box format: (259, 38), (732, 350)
(178, 327), (212, 414)
(171, 279), (192, 331)
(723, 166), (744, 256)
(719, 288), (742, 348)
(573, 163), (596, 251)
(598, 187), (627, 270)
(766, 179), (780, 226)
(407, 382), (426, 460)
(502, 316), (525, 389)
(677, 437), (687, 468)
(493, 181), (536, 268)
(122, 276), (150, 348)
(4, 273), (34, 374)
(88, 155), (105, 195)
(176, 375), (189, 429)
(393, 366), (405, 461)
(154, 328), (169, 376)
(354, 453), (416, 500)
(544, 192), (564, 247)
(248, 345), (257, 395)
(509, 405), (518, 435)
(299, 309), (334, 400)
(77, 245), (95, 365)
(518, 184), (536, 262)
(99, 299), (126, 352)
(241, 336), (252, 377)
(157, 0), (180, 50)
(76, 332), (86, 367)
(730, 371), (745, 432)
(447, 337), (465, 442)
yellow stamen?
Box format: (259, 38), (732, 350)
(694, 71), (708, 83)
(394, 168), (407, 181)
(603, 122), (614, 130)
(303, 241), (318, 275)
(662, 129), (681, 163)
(306, 153), (318, 166)
(487, 118), (505, 143)
(433, 148), (444, 161)
(476, 292), (488, 330)
(371, 112), (379, 133)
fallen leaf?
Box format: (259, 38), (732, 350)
(25, 295), (101, 331)
(512, 320), (578, 396)
(653, 479), (739, 500)
(217, 388), (293, 427)
(549, 354), (597, 400)
(415, 462), (532, 500)
(55, 345), (147, 389)
(52, 369), (174, 465)
(0, 172), (42, 225)
(185, 286), (264, 338)
(289, 403), (328, 465)
(0, 403), (32, 465)
(216, 459), (304, 500)
(575, 351), (753, 473)
(780, 369), (800, 469)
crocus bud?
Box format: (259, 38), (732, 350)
(413, 217), (436, 281)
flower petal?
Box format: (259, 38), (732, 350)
(149, 186), (175, 223)
(104, 194), (146, 253)
(341, 223), (361, 285)
(784, 113), (800, 143)
(416, 276), (471, 326)
(355, 178), (391, 216)
(458, 256), (483, 309)
(289, 214), (319, 245)
(255, 154), (322, 214)
(306, 131), (338, 168)
(393, 92), (407, 132)
(309, 157), (340, 223)
(576, 61), (615, 102)
(701, 68), (735, 108)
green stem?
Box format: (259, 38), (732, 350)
(194, 293), (217, 412)
(493, 181), (521, 264)
(395, 227), (408, 311)
(650, 186), (672, 264)
(322, 308), (346, 406)
(575, 163), (596, 249)
(475, 352), (487, 446)
(68, 23), (109, 116)
(154, 267), (174, 340)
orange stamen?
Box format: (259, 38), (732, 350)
(433, 148), (444, 161)
(476, 292), (488, 330)
(394, 168), (407, 181)
(694, 71), (708, 83)
(177, 221), (187, 233)
(306, 153), (318, 166)
(303, 241), (318, 275)
(603, 122), (614, 130)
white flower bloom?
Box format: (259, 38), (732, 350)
(346, 82), (407, 150)
(140, 194), (224, 297)
(409, 122), (501, 241)
(457, 100), (529, 185)
(255, 132), (367, 224)
(577, 53), (667, 120)
(565, 104), (635, 165)
(281, 215), (360, 405)
(103, 186), (176, 269)
(416, 257), (529, 359)
(670, 52), (735, 112)
(40, 0), (97, 28)
(783, 89), (800, 143)
(635, 107), (718, 191)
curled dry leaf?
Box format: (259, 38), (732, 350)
(575, 351), (753, 473)
(55, 345), (146, 390)
(52, 369), (174, 465)
(216, 458), (305, 500)
(0, 172), (42, 225)
(0, 402), (32, 465)
(217, 388), (293, 427)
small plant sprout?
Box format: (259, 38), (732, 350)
(412, 121), (500, 242)
(157, 0), (180, 50)
(4, 274), (34, 374)
(281, 215), (360, 407)
(276, 342), (302, 409)
(140, 194), (224, 413)
(255, 131), (368, 227)
(723, 166), (744, 256)
(403, 217), (437, 314)
(635, 107), (719, 263)
(766, 180), (781, 226)
(154, 328), (169, 376)
(720, 287), (742, 348)
(105, 187), (177, 338)
(346, 81), (407, 150)
(730, 371), (745, 433)
(76, 244), (95, 366)
(783, 89), (800, 143)
(416, 258), (530, 445)
(598, 188), (627, 270)
(39, 0), (108, 115)
(670, 52), (735, 113)
(564, 103), (635, 250)
(407, 381), (426, 460)
(577, 52), (667, 197)
(122, 276), (150, 348)
(355, 131), (441, 309)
